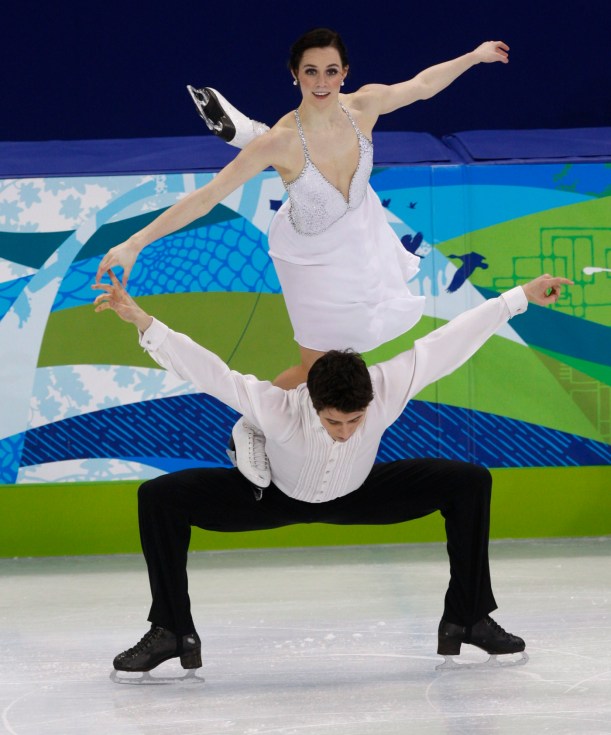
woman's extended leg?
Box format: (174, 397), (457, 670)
(272, 346), (325, 389)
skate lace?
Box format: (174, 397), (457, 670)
(248, 430), (269, 472)
(125, 626), (165, 656)
(486, 616), (510, 638)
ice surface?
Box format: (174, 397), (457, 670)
(1, 538), (610, 734)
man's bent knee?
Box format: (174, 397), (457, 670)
(470, 464), (492, 490)
(138, 476), (172, 508)
(449, 462), (492, 501)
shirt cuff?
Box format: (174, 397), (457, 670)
(139, 318), (169, 350)
(500, 286), (528, 317)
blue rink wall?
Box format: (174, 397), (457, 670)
(0, 132), (609, 556)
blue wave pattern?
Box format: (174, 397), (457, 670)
(377, 403), (611, 467)
(19, 395), (610, 473)
(0, 276), (34, 321)
(20, 394), (239, 471)
(0, 434), (26, 484)
(52, 216), (280, 312)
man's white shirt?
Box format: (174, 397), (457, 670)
(139, 287), (527, 502)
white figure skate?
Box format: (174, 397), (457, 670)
(227, 417), (271, 490)
(186, 86), (269, 148)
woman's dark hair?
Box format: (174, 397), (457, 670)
(288, 28), (350, 74)
(307, 349), (373, 414)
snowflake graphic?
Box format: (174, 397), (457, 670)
(59, 195), (84, 220)
(113, 366), (136, 388)
(18, 221), (40, 233)
(96, 395), (122, 411)
(44, 179), (69, 194)
(0, 199), (24, 225)
(59, 367), (93, 407)
(38, 393), (63, 422)
(17, 182), (42, 208)
(67, 181), (91, 195)
(135, 371), (173, 401)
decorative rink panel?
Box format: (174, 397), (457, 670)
(1, 148), (610, 486)
(0, 131), (609, 553)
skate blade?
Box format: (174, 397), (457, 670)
(110, 668), (205, 685)
(186, 85), (234, 139)
(436, 651), (529, 671)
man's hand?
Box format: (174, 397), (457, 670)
(92, 269), (153, 332)
(522, 274), (573, 306)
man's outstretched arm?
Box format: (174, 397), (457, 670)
(375, 275), (573, 420)
(92, 269), (288, 429)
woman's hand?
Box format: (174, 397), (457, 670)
(92, 269), (153, 331)
(95, 239), (141, 286)
(472, 41), (510, 64)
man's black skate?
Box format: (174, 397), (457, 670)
(113, 625), (202, 673)
(436, 615), (528, 670)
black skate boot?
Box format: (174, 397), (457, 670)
(436, 615), (528, 670)
(113, 625), (202, 673)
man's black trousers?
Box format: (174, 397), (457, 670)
(138, 459), (497, 636)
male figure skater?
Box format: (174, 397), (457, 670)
(93, 271), (571, 675)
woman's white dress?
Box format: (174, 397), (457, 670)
(267, 105), (425, 353)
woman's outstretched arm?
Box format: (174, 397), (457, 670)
(95, 129), (288, 285)
(351, 41), (509, 117)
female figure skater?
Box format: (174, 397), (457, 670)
(97, 28), (509, 483)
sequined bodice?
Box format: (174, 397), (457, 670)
(282, 104), (373, 236)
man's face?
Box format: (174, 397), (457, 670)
(317, 407), (367, 443)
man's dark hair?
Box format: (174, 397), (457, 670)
(307, 349), (373, 413)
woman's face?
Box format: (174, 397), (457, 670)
(294, 46), (348, 103)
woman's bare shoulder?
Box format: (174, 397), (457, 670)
(270, 111), (299, 135)
(341, 86), (385, 112)
(269, 112), (301, 144)
(245, 114), (301, 175)
(339, 91), (379, 137)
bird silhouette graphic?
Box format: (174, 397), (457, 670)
(401, 232), (424, 255)
(447, 252), (489, 292)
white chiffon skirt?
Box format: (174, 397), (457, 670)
(268, 185), (425, 353)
